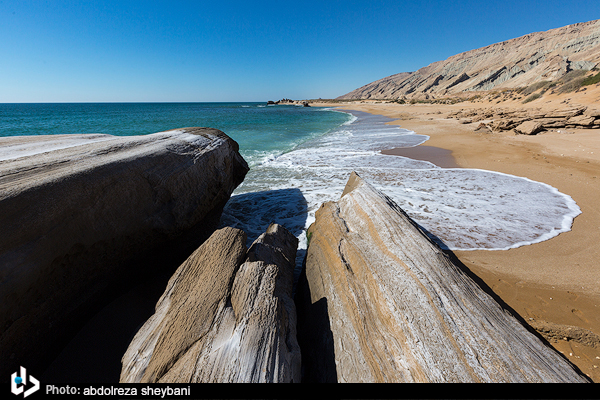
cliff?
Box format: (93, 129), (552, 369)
(120, 224), (301, 383)
(338, 19), (600, 100)
(295, 172), (589, 382)
(0, 128), (248, 377)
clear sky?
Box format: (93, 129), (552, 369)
(1, 0), (598, 102)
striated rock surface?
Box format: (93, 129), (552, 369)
(446, 105), (600, 133)
(514, 120), (544, 135)
(339, 19), (600, 100)
(0, 128), (248, 376)
(296, 172), (589, 382)
(120, 224), (301, 383)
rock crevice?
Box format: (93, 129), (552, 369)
(295, 172), (589, 382)
(120, 224), (301, 383)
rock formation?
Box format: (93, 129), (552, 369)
(120, 224), (301, 383)
(338, 19), (600, 100)
(446, 105), (600, 133)
(514, 120), (544, 135)
(0, 128), (248, 377)
(267, 98), (311, 106)
(295, 172), (589, 382)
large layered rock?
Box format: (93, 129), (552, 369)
(447, 105), (600, 133)
(338, 19), (600, 100)
(514, 120), (544, 135)
(296, 172), (589, 382)
(0, 128), (248, 377)
(120, 224), (301, 383)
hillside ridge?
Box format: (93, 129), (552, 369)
(338, 19), (600, 100)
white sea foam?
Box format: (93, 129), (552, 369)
(221, 110), (581, 257)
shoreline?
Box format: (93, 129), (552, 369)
(312, 100), (600, 381)
(381, 145), (459, 168)
(15, 101), (598, 381)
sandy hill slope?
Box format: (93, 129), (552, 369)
(338, 19), (600, 100)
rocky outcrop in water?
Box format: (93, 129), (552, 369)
(120, 224), (300, 383)
(267, 98), (311, 106)
(295, 172), (589, 382)
(338, 19), (600, 100)
(0, 128), (248, 377)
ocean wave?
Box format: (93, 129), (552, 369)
(223, 109), (581, 254)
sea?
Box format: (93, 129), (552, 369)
(0, 102), (581, 264)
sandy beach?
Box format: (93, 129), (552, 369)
(311, 87), (600, 381)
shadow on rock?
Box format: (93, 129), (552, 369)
(219, 188), (308, 245)
(294, 265), (338, 383)
(219, 188), (309, 292)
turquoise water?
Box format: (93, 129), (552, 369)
(0, 102), (350, 167)
(0, 103), (580, 256)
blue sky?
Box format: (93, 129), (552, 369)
(1, 0), (598, 102)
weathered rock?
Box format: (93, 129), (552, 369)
(120, 224), (301, 383)
(296, 172), (589, 382)
(515, 120), (544, 135)
(567, 114), (597, 127)
(526, 112), (549, 120)
(584, 108), (600, 118)
(473, 122), (491, 132)
(489, 119), (515, 131)
(0, 128), (248, 377)
(545, 107), (587, 118)
(535, 118), (567, 128)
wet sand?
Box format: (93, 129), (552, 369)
(312, 94), (600, 381)
(381, 145), (459, 168)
